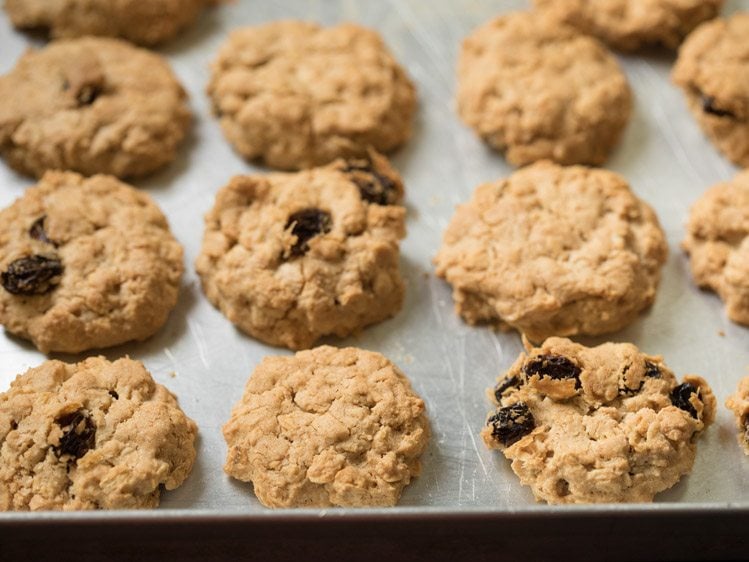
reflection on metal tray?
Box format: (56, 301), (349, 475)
(0, 0), (748, 520)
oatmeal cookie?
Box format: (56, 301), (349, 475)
(223, 346), (429, 507)
(0, 356), (197, 510)
(726, 377), (749, 456)
(481, 337), (716, 503)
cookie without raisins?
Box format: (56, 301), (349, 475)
(456, 11), (631, 166)
(434, 161), (668, 341)
(196, 150), (405, 350)
(481, 337), (716, 504)
(534, 0), (723, 51)
(672, 13), (749, 167)
(683, 171), (749, 325)
(207, 21), (416, 170)
(4, 0), (217, 46)
(0, 357), (197, 511)
(0, 37), (191, 179)
(223, 346), (429, 508)
(0, 171), (184, 354)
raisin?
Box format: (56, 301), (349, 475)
(670, 383), (699, 419)
(487, 402), (535, 447)
(29, 216), (56, 246)
(743, 416), (749, 445)
(493, 375), (521, 402)
(342, 159), (398, 206)
(284, 209), (332, 258)
(10, 420), (18, 430)
(1, 255), (63, 295)
(701, 95), (736, 119)
(75, 84), (101, 106)
(53, 410), (96, 460)
(523, 354), (581, 388)
(644, 360), (661, 378)
(109, 390), (119, 400)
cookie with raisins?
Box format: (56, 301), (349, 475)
(0, 37), (190, 179)
(196, 150), (405, 350)
(0, 356), (197, 511)
(534, 0), (723, 52)
(726, 377), (749, 456)
(456, 11), (631, 166)
(223, 346), (429, 507)
(672, 13), (749, 167)
(481, 337), (716, 504)
(434, 161), (668, 341)
(0, 171), (183, 353)
(207, 21), (416, 170)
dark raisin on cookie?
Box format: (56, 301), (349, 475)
(670, 382), (699, 419)
(284, 209), (332, 258)
(109, 390), (119, 400)
(487, 402), (535, 447)
(29, 216), (56, 246)
(523, 354), (581, 388)
(743, 415), (749, 445)
(493, 375), (522, 402)
(10, 420), (18, 430)
(701, 95), (736, 119)
(53, 410), (96, 460)
(342, 159), (398, 206)
(644, 360), (661, 378)
(1, 255), (63, 295)
(75, 83), (102, 106)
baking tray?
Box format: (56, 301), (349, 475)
(1, 0), (749, 558)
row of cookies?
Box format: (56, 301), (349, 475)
(2, 7), (746, 180)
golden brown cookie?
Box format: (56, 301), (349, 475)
(196, 151), (405, 350)
(672, 13), (749, 167)
(0, 171), (184, 354)
(0, 37), (191, 179)
(207, 21), (416, 170)
(456, 11), (631, 167)
(0, 356), (197, 511)
(223, 346), (430, 508)
(534, 0), (723, 51)
(482, 337), (716, 503)
(683, 171), (749, 325)
(434, 161), (668, 341)
(726, 377), (749, 455)
(4, 0), (216, 46)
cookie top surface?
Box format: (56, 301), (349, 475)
(196, 151), (406, 350)
(534, 0), (724, 51)
(726, 376), (749, 455)
(481, 337), (716, 504)
(0, 356), (197, 511)
(207, 20), (416, 170)
(0, 171), (184, 354)
(683, 171), (749, 325)
(672, 13), (749, 167)
(0, 37), (191, 179)
(5, 0), (210, 45)
(222, 345), (430, 508)
(434, 161), (668, 341)
(456, 11), (631, 166)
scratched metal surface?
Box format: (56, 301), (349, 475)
(1, 0), (749, 518)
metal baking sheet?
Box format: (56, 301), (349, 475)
(1, 0), (748, 519)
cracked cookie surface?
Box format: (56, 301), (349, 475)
(0, 37), (191, 179)
(0, 356), (197, 511)
(456, 11), (631, 166)
(0, 171), (184, 354)
(196, 151), (405, 350)
(683, 171), (749, 325)
(434, 161), (667, 341)
(672, 13), (749, 167)
(223, 346), (429, 508)
(4, 0), (214, 45)
(481, 337), (716, 503)
(207, 21), (416, 170)
(534, 0), (723, 51)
